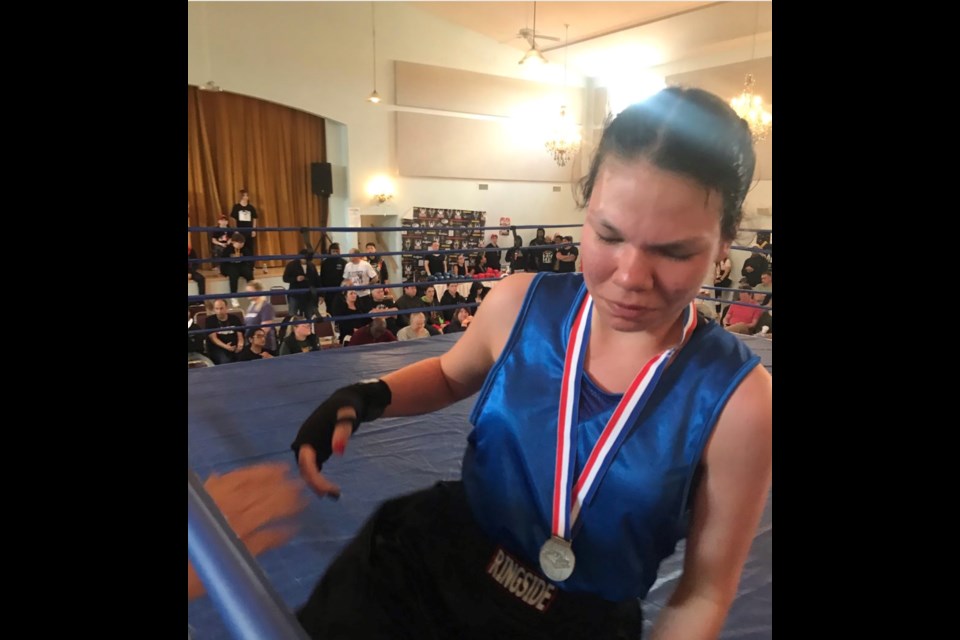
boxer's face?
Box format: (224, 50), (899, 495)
(581, 157), (726, 334)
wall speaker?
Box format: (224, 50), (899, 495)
(311, 162), (333, 197)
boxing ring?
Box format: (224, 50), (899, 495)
(187, 332), (772, 640)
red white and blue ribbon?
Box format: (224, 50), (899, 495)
(550, 295), (698, 542)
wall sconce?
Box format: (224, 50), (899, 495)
(366, 175), (395, 205)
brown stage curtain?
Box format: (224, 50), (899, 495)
(187, 86), (328, 267)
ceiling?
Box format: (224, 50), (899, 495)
(414, 2), (716, 52)
(409, 1), (771, 99)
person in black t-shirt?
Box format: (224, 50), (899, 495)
(283, 250), (322, 318)
(505, 230), (527, 273)
(556, 236), (579, 273)
(365, 242), (390, 285)
(425, 241), (446, 278)
(320, 243), (347, 312)
(204, 299), (245, 365)
(528, 227), (554, 272)
(484, 234), (502, 271)
(221, 233), (255, 293)
(230, 189), (259, 268)
(209, 215), (233, 266)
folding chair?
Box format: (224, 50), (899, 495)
(270, 285), (289, 318)
(314, 320), (341, 349)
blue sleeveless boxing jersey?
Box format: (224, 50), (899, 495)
(462, 273), (760, 601)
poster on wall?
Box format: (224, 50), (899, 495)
(348, 207), (361, 228)
(499, 217), (511, 235)
(401, 207), (486, 282)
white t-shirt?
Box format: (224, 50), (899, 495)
(343, 260), (379, 296)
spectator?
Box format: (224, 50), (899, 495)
(723, 285), (764, 334)
(204, 299), (245, 365)
(396, 312), (431, 341)
(238, 328), (276, 361)
(221, 232), (254, 294)
(278, 316), (320, 355)
(349, 317), (398, 346)
(283, 250), (322, 318)
(230, 189), (261, 271)
(343, 248), (380, 298)
(365, 242), (390, 285)
(484, 234), (502, 271)
(555, 236), (578, 273)
(319, 243), (347, 312)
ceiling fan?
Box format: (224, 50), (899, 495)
(514, 2), (558, 65)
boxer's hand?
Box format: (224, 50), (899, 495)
(291, 380), (391, 498)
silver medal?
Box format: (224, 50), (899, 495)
(539, 536), (576, 582)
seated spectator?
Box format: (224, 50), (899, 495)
(395, 285), (422, 328)
(278, 316), (320, 355)
(243, 280), (278, 353)
(238, 328), (276, 360)
(204, 299), (245, 365)
(443, 307), (473, 334)
(467, 282), (490, 308)
(332, 288), (371, 344)
(439, 283), (465, 322)
(753, 271), (773, 306)
(451, 254), (469, 278)
(359, 287), (400, 334)
(474, 252), (488, 274)
(749, 297), (773, 338)
(723, 285), (764, 334)
(396, 312), (431, 341)
(420, 285), (446, 331)
(349, 317), (397, 346)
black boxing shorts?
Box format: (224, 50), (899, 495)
(295, 481), (642, 640)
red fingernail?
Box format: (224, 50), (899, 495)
(332, 430), (348, 455)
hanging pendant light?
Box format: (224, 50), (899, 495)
(367, 2), (381, 103)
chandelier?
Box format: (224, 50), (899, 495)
(545, 106), (581, 166)
(730, 74), (771, 141)
(730, 3), (771, 142)
(544, 25), (580, 167)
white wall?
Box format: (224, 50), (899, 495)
(188, 1), (770, 267)
(188, 2), (589, 249)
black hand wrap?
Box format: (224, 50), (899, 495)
(291, 379), (392, 469)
